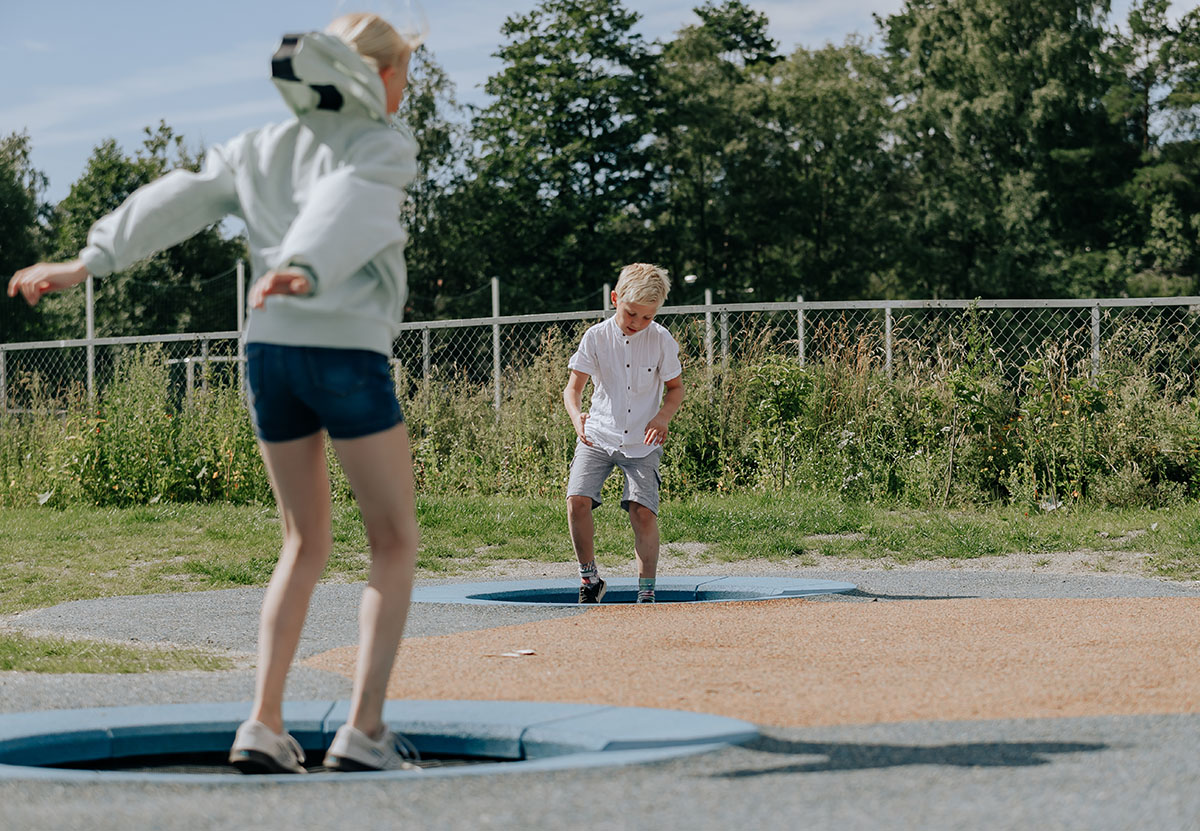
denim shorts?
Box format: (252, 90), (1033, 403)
(566, 441), (662, 514)
(245, 343), (403, 442)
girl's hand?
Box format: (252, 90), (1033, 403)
(7, 261), (89, 307)
(249, 268), (312, 309)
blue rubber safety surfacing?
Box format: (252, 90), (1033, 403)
(414, 576), (857, 606)
(0, 700), (758, 783)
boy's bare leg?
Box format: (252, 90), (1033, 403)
(628, 502), (659, 579)
(567, 495), (596, 567)
(332, 423), (420, 740)
(251, 432), (333, 734)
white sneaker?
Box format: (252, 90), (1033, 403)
(323, 724), (422, 772)
(228, 719), (307, 774)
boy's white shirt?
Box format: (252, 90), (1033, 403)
(78, 33), (418, 357)
(568, 316), (682, 458)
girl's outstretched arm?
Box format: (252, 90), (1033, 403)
(7, 260), (89, 307)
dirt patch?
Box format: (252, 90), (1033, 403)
(304, 596), (1200, 728)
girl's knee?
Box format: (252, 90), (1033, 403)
(365, 517), (419, 558)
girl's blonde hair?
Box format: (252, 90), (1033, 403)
(326, 12), (412, 72)
(615, 263), (671, 306)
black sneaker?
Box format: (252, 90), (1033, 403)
(578, 578), (607, 604)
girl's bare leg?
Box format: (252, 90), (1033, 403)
(250, 432), (332, 734)
(331, 423), (420, 739)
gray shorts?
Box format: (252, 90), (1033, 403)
(566, 442), (662, 514)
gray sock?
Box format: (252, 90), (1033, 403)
(579, 561), (600, 585)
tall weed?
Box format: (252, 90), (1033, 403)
(3, 315), (1199, 510)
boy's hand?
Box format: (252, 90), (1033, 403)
(644, 415), (670, 445)
(574, 413), (594, 446)
(8, 261), (89, 307)
(249, 268), (312, 309)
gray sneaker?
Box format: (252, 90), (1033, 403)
(228, 719), (307, 774)
(323, 724), (422, 772)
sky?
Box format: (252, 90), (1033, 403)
(0, 0), (1166, 205)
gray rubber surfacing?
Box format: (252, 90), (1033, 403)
(2, 570), (1198, 830)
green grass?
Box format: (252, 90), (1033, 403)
(2, 495), (1198, 618)
(0, 630), (232, 673)
(3, 494), (1199, 672)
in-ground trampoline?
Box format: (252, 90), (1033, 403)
(0, 700), (758, 783)
(412, 575), (857, 606)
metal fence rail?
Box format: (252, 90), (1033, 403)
(3, 297), (1200, 414)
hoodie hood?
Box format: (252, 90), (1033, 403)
(271, 31), (388, 124)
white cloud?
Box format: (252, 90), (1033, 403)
(0, 39), (271, 136)
(34, 98), (288, 149)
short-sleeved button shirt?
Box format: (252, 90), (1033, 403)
(567, 316), (683, 457)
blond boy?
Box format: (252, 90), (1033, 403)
(562, 263), (684, 603)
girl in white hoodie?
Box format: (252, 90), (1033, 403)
(10, 12), (424, 774)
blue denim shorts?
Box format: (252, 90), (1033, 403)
(245, 343), (403, 442)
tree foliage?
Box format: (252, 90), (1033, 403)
(40, 123), (246, 338)
(6, 0), (1200, 345)
(0, 132), (49, 342)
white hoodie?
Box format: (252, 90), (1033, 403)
(79, 32), (419, 356)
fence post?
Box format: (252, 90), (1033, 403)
(720, 307), (729, 363)
(797, 295), (805, 367)
(603, 283), (611, 311)
(0, 348), (6, 417)
(86, 275), (95, 401)
(236, 259), (246, 393)
(492, 277), (501, 412)
(885, 303), (894, 377)
(422, 327), (431, 380)
(1091, 303), (1101, 381)
(704, 289), (714, 369)
(200, 338), (210, 394)
(185, 358), (195, 404)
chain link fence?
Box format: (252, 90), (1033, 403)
(4, 297), (1200, 414)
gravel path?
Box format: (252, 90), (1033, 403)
(1, 559), (1198, 831)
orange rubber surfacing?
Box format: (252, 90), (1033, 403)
(302, 597), (1200, 728)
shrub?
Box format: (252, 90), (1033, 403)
(4, 313), (1199, 510)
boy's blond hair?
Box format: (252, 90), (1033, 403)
(614, 263), (670, 306)
(326, 12), (414, 72)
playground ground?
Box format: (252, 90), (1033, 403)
(1, 556), (1198, 831)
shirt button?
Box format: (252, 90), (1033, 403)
(626, 364), (630, 368)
